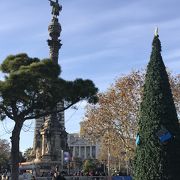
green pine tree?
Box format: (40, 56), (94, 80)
(133, 31), (180, 180)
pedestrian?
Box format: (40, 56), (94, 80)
(1, 174), (6, 180)
(31, 175), (36, 180)
(55, 172), (66, 180)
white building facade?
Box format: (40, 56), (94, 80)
(67, 133), (100, 160)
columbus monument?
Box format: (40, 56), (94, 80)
(22, 0), (68, 175)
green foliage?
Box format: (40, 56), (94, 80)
(71, 157), (83, 170)
(0, 139), (10, 167)
(23, 147), (33, 161)
(0, 53), (98, 179)
(0, 53), (98, 121)
(0, 53), (39, 73)
(83, 159), (96, 173)
(133, 35), (180, 180)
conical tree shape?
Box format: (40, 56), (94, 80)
(133, 33), (180, 180)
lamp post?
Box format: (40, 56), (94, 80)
(107, 130), (111, 180)
(107, 142), (110, 178)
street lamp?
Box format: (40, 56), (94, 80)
(107, 131), (111, 180)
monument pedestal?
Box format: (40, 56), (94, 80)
(41, 154), (51, 161)
(20, 160), (62, 177)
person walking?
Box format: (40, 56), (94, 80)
(53, 172), (66, 180)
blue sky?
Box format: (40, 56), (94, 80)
(0, 0), (180, 152)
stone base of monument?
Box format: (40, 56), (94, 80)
(41, 154), (51, 161)
(19, 160), (62, 177)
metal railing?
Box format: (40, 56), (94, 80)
(18, 176), (132, 180)
(65, 176), (108, 180)
(34, 176), (109, 180)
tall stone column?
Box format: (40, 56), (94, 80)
(90, 146), (92, 158)
(44, 0), (67, 162)
(47, 0), (62, 64)
(73, 147), (75, 157)
(85, 146), (87, 159)
(23, 1), (68, 174)
(79, 146), (81, 158)
(47, 17), (62, 64)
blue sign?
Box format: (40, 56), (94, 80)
(64, 152), (70, 162)
(159, 132), (172, 143)
(156, 127), (172, 143)
(136, 134), (140, 145)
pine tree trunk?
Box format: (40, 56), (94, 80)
(10, 120), (23, 180)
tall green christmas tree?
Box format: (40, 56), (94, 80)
(133, 29), (180, 180)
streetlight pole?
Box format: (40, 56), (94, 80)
(107, 131), (111, 180)
(108, 145), (110, 178)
